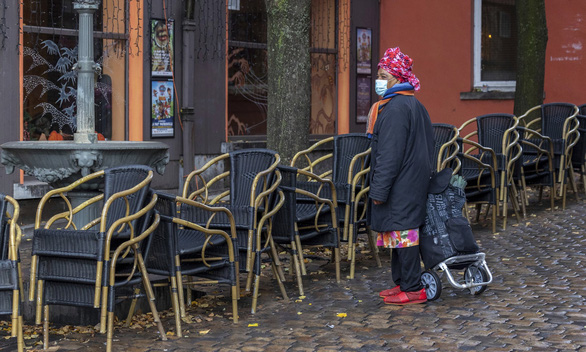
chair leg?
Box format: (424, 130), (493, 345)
(17, 263), (24, 303)
(137, 255), (167, 341)
(562, 183), (568, 210)
(106, 310), (115, 352)
(349, 238), (357, 279)
(11, 289), (18, 338)
(346, 225), (355, 261)
(268, 237), (286, 282)
(251, 274), (261, 314)
(35, 280), (43, 325)
(29, 255), (37, 302)
(568, 167), (579, 201)
(269, 259), (289, 302)
(100, 285), (108, 333)
(367, 229), (382, 268)
(509, 184), (522, 224)
(334, 247), (341, 283)
(230, 284), (239, 323)
(17, 313), (23, 352)
(491, 204), (496, 234)
(502, 188), (508, 230)
(290, 241), (304, 296)
(294, 235), (307, 276)
(342, 205), (351, 242)
(170, 276), (183, 337)
(123, 288), (141, 327)
(581, 165), (586, 196)
(475, 204), (482, 222)
(42, 305), (49, 350)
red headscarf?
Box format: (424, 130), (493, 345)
(377, 47), (420, 91)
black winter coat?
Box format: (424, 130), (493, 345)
(369, 94), (434, 232)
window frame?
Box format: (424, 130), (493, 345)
(473, 0), (516, 92)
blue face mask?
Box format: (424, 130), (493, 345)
(375, 79), (388, 97)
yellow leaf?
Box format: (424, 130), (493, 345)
(166, 331), (175, 336)
(297, 312), (302, 315)
(295, 300), (302, 303)
(358, 300), (362, 303)
(248, 323), (258, 327)
(198, 330), (210, 335)
(308, 303), (312, 306)
(299, 296), (306, 299)
(337, 313), (347, 318)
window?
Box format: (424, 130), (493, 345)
(473, 0), (517, 91)
(22, 0), (128, 141)
(227, 0), (338, 137)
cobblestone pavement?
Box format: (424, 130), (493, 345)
(1, 195), (585, 351)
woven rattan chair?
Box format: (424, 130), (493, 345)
(146, 191), (239, 335)
(183, 149), (288, 314)
(456, 137), (499, 233)
(271, 165), (341, 296)
(515, 125), (556, 213)
(459, 114), (522, 230)
(291, 133), (381, 279)
(571, 104), (586, 195)
(0, 194), (24, 352)
(432, 123), (460, 173)
(519, 102), (580, 208)
(30, 165), (166, 352)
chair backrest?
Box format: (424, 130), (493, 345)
(331, 133), (371, 184)
(229, 149), (278, 207)
(0, 194), (9, 260)
(145, 191), (177, 274)
(103, 165), (153, 229)
(271, 166), (298, 242)
(572, 114), (586, 164)
(432, 123), (458, 172)
(476, 113), (516, 154)
(541, 102), (577, 139)
(579, 104), (586, 116)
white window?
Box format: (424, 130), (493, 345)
(473, 0), (517, 91)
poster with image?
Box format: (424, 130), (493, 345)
(356, 76), (371, 123)
(151, 80), (174, 137)
(356, 28), (372, 74)
(151, 19), (174, 77)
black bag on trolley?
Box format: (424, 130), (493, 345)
(420, 168), (479, 270)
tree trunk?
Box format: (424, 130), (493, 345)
(514, 0), (548, 118)
(265, 0), (311, 164)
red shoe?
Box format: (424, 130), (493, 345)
(383, 289), (427, 305)
(379, 285), (401, 297)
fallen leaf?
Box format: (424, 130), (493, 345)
(198, 330), (210, 335)
(337, 313), (347, 318)
(248, 323), (258, 327)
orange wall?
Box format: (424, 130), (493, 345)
(378, 0), (585, 129)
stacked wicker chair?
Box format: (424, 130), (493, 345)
(146, 191), (239, 335)
(271, 165), (341, 296)
(459, 114), (522, 231)
(518, 102), (580, 209)
(571, 104), (586, 195)
(431, 123), (460, 173)
(0, 194), (24, 352)
(182, 149), (287, 314)
(29, 165), (165, 352)
(291, 133), (381, 279)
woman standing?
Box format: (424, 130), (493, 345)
(368, 47), (434, 305)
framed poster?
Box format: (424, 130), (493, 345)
(151, 80), (175, 138)
(356, 28), (372, 74)
(356, 75), (371, 123)
(151, 19), (174, 77)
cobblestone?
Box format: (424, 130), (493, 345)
(1, 195), (585, 351)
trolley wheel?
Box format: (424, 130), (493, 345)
(421, 270), (442, 301)
(464, 265), (488, 295)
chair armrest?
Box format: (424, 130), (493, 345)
(461, 138), (498, 171)
(290, 137), (334, 177)
(183, 153), (230, 201)
(35, 170), (106, 230)
(517, 126), (555, 157)
(176, 196), (237, 240)
(109, 212), (160, 287)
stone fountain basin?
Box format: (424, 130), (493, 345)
(1, 141), (169, 189)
